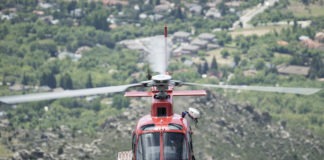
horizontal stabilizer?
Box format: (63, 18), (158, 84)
(173, 90), (207, 96)
(124, 91), (152, 97)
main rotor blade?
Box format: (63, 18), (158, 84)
(0, 83), (142, 104)
(183, 83), (321, 95)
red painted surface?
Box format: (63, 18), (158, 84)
(125, 90), (206, 97)
(124, 91), (152, 97)
(173, 90), (207, 96)
(124, 86), (205, 160)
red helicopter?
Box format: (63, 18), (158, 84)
(0, 26), (321, 160)
(123, 74), (206, 160)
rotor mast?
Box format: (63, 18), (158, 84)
(164, 24), (168, 74)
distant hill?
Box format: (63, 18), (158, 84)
(3, 91), (323, 160)
(183, 91), (324, 160)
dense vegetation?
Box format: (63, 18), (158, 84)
(0, 0), (323, 158)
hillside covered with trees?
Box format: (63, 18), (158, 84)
(0, 0), (323, 159)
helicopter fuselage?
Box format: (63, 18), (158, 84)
(124, 85), (205, 160)
(131, 96), (195, 160)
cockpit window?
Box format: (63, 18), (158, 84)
(141, 124), (155, 131)
(163, 133), (189, 160)
(136, 132), (189, 160)
(168, 123), (183, 130)
(136, 133), (160, 160)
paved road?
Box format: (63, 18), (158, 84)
(232, 0), (279, 29)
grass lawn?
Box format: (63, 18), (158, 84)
(193, 48), (236, 67)
(230, 25), (289, 38)
(0, 143), (11, 158)
(274, 52), (292, 58)
(288, 0), (324, 18)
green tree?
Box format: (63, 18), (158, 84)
(255, 59), (265, 70)
(172, 6), (185, 20)
(0, 24), (9, 39)
(199, 0), (208, 6)
(30, 40), (57, 57)
(57, 145), (64, 155)
(211, 56), (218, 71)
(309, 55), (324, 79)
(21, 72), (29, 85)
(40, 72), (56, 88)
(234, 54), (241, 66)
(239, 21), (243, 28)
(197, 63), (203, 74)
(48, 73), (56, 88)
(215, 32), (232, 46)
(84, 10), (110, 31)
(221, 49), (229, 58)
(60, 73), (73, 89)
(86, 74), (93, 88)
(203, 61), (209, 74)
(112, 94), (130, 109)
(292, 19), (298, 32)
(217, 1), (228, 16)
(301, 0), (310, 6)
(67, 1), (77, 13)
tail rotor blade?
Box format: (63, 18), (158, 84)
(183, 83), (321, 95)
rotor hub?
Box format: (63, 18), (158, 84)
(151, 74), (171, 99)
(152, 74), (171, 84)
(152, 75), (171, 90)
